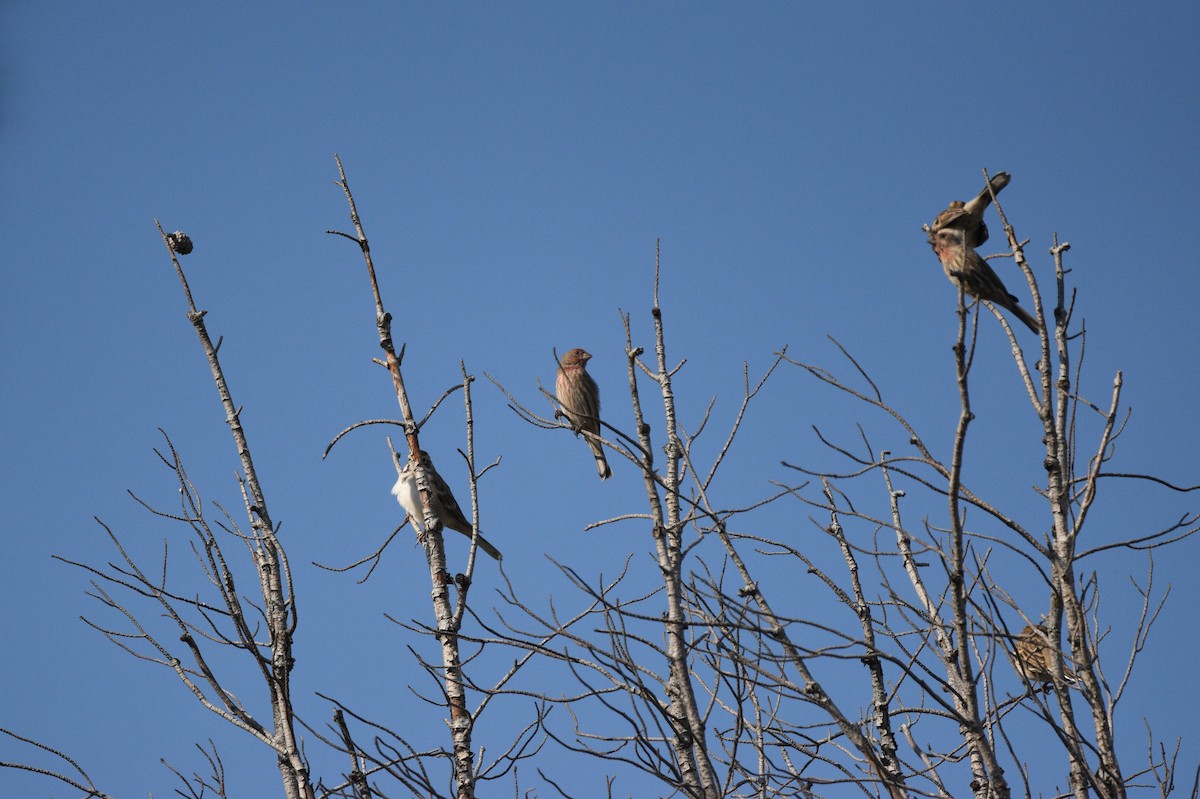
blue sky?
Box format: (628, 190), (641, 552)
(3, 3), (1199, 796)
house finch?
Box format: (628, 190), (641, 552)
(555, 347), (611, 480)
(391, 450), (503, 561)
(1009, 623), (1078, 685)
(931, 172), (1011, 248)
(929, 223), (1041, 333)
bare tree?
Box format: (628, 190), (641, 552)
(4, 165), (1196, 799)
(317, 155), (545, 798)
(6, 223), (317, 799)
(481, 175), (1198, 798)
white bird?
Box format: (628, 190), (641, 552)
(391, 450), (502, 561)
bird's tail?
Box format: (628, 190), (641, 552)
(587, 438), (612, 480)
(1009, 302), (1042, 334)
(475, 534), (503, 561)
(467, 530), (503, 561)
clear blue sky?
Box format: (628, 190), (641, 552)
(3, 3), (1198, 796)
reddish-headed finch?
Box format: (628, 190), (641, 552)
(392, 450), (503, 561)
(555, 348), (611, 480)
(928, 172), (1040, 333)
(929, 227), (1041, 333)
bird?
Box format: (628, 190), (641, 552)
(929, 227), (1042, 333)
(1009, 623), (1078, 686)
(928, 172), (1040, 334)
(929, 226), (1041, 333)
(930, 172), (1011, 248)
(555, 347), (611, 480)
(391, 450), (502, 561)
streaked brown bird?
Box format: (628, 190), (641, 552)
(1010, 623), (1078, 686)
(928, 172), (1041, 333)
(930, 227), (1042, 333)
(931, 171), (1011, 248)
(391, 450), (503, 561)
(555, 347), (611, 480)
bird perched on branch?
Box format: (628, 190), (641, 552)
(928, 172), (1041, 333)
(931, 172), (1010, 248)
(391, 450), (502, 561)
(555, 347), (611, 480)
(1009, 623), (1078, 686)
